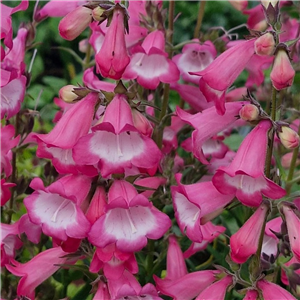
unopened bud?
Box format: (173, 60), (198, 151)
(255, 32), (275, 56)
(270, 48), (295, 90)
(59, 6), (92, 41)
(132, 109), (153, 137)
(92, 6), (105, 22)
(239, 104), (260, 121)
(281, 153), (300, 169)
(261, 0), (278, 9)
(228, 0), (248, 11)
(278, 126), (300, 149)
(59, 85), (78, 103)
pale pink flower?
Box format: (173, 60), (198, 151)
(123, 30), (180, 89)
(24, 175), (92, 241)
(277, 126), (300, 149)
(255, 32), (275, 56)
(88, 180), (171, 252)
(212, 120), (286, 207)
(173, 40), (217, 84)
(230, 201), (270, 264)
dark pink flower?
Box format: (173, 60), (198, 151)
(95, 5), (130, 80)
(191, 39), (256, 115)
(230, 201), (270, 264)
(6, 247), (69, 300)
(1, 179), (15, 206)
(257, 279), (297, 300)
(212, 120), (286, 207)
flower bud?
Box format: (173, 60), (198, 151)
(261, 0), (278, 9)
(255, 32), (275, 56)
(92, 6), (105, 22)
(228, 0), (248, 11)
(59, 85), (78, 103)
(59, 6), (92, 41)
(270, 49), (295, 90)
(278, 126), (300, 149)
(132, 109), (153, 137)
(239, 104), (260, 121)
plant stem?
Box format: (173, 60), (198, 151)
(265, 87), (277, 178)
(194, 0), (206, 38)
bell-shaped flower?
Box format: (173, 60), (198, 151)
(191, 39), (256, 115)
(270, 48), (295, 90)
(257, 279), (297, 300)
(195, 275), (233, 300)
(123, 30), (180, 89)
(230, 201), (270, 264)
(1, 221), (22, 266)
(154, 235), (221, 300)
(88, 180), (171, 252)
(90, 243), (138, 279)
(6, 247), (69, 300)
(172, 174), (234, 243)
(73, 94), (162, 177)
(173, 40), (217, 84)
(281, 203), (300, 262)
(24, 174), (92, 241)
(212, 120), (286, 207)
(176, 101), (246, 164)
(34, 92), (98, 175)
(95, 5), (130, 80)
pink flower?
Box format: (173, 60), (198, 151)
(154, 235), (221, 300)
(212, 120), (286, 207)
(0, 0), (28, 50)
(6, 247), (69, 300)
(242, 290), (259, 300)
(176, 102), (246, 164)
(230, 201), (270, 264)
(281, 203), (300, 262)
(191, 39), (256, 115)
(24, 175), (92, 241)
(1, 179), (15, 206)
(73, 94), (162, 177)
(257, 279), (297, 300)
(254, 32), (275, 56)
(58, 5), (92, 41)
(195, 275), (233, 300)
(173, 40), (217, 84)
(172, 174), (234, 242)
(1, 222), (22, 266)
(123, 30), (180, 89)
(270, 48), (295, 90)
(88, 179), (171, 252)
(95, 5), (130, 80)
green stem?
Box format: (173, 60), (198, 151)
(194, 1), (206, 38)
(83, 30), (93, 70)
(146, 239), (155, 277)
(265, 87), (277, 179)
